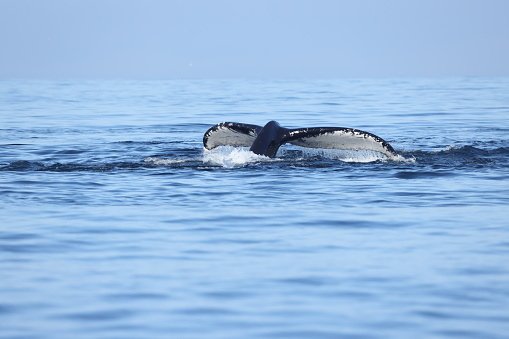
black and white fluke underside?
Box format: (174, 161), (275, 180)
(203, 121), (397, 158)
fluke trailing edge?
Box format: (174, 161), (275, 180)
(203, 121), (397, 158)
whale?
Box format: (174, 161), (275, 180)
(203, 121), (397, 158)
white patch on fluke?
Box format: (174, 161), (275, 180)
(289, 129), (392, 156)
(203, 123), (258, 150)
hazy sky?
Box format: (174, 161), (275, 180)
(1, 0), (508, 79)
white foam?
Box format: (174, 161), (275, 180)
(146, 147), (414, 168)
(202, 146), (274, 168)
(144, 157), (191, 165)
(298, 148), (415, 163)
(390, 153), (416, 163)
(443, 144), (464, 152)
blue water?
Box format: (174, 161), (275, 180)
(1, 78), (508, 339)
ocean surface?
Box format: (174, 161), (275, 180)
(1, 78), (508, 339)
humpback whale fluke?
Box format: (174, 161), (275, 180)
(203, 121), (397, 158)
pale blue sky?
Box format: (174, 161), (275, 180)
(1, 0), (508, 79)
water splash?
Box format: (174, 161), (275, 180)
(286, 148), (415, 163)
(202, 146), (275, 168)
(200, 146), (415, 167)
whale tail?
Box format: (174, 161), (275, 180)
(203, 121), (397, 158)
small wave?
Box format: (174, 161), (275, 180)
(398, 144), (509, 170)
(394, 171), (457, 179)
(0, 160), (46, 171)
(0, 160), (153, 172)
(439, 144), (509, 155)
(441, 145), (484, 155)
